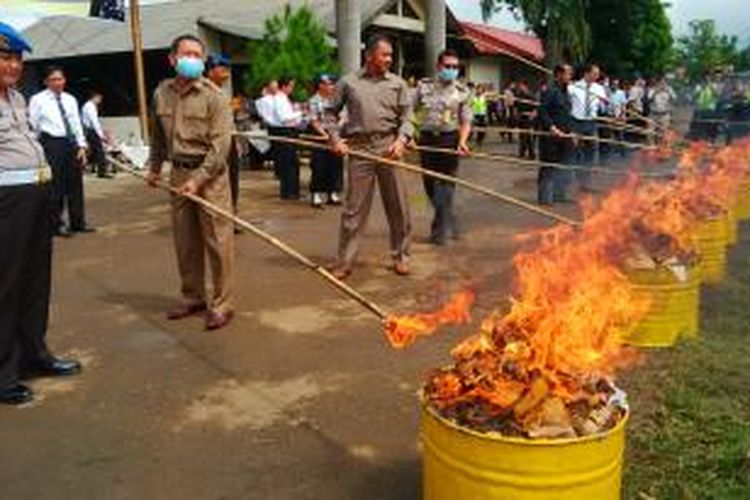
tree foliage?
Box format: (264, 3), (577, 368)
(587, 0), (673, 78)
(480, 0), (673, 77)
(245, 5), (337, 100)
(676, 20), (744, 80)
(480, 0), (591, 65)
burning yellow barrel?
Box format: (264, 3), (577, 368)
(626, 267), (700, 347)
(734, 176), (750, 220)
(421, 405), (627, 500)
(725, 208), (738, 246)
(694, 216), (729, 284)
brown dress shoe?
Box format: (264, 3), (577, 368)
(166, 301), (207, 320)
(393, 261), (410, 276)
(205, 310), (234, 331)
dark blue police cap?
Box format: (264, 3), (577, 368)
(0, 22), (33, 54)
(206, 53), (230, 69)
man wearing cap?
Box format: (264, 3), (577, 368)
(327, 34), (414, 279)
(308, 73), (343, 208)
(412, 49), (472, 246)
(206, 53), (242, 224)
(145, 34), (236, 331)
(0, 22), (82, 405)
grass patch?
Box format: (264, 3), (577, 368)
(622, 233), (750, 499)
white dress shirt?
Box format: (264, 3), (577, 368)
(81, 100), (105, 139)
(568, 80), (607, 121)
(28, 89), (87, 148)
(272, 93), (302, 127)
(255, 93), (279, 127)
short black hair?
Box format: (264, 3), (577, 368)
(437, 48), (459, 64)
(44, 65), (64, 79)
(89, 89), (103, 98)
(170, 34), (205, 54)
(365, 33), (392, 53)
(553, 64), (570, 77)
(278, 76), (295, 88)
(584, 63), (600, 74)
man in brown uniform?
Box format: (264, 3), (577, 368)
(328, 34), (414, 280)
(145, 34), (235, 331)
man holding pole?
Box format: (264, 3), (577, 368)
(568, 63), (607, 192)
(145, 34), (236, 331)
(327, 34), (414, 280)
(412, 49), (472, 245)
(0, 22), (81, 405)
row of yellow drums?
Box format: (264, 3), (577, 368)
(625, 203), (743, 348)
(421, 183), (750, 500)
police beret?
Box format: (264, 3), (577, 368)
(206, 53), (230, 69)
(0, 22), (32, 54)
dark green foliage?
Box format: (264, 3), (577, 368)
(244, 5), (338, 101)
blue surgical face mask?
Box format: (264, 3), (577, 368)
(438, 67), (459, 82)
(175, 56), (205, 80)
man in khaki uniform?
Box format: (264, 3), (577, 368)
(146, 34), (235, 331)
(327, 34), (414, 280)
(413, 49), (472, 245)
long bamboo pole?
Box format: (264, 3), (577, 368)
(129, 0), (149, 143)
(413, 144), (671, 179)
(109, 156), (389, 322)
(248, 133), (581, 226)
(476, 125), (656, 150)
(297, 133), (667, 178)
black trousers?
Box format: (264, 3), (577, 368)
(538, 136), (573, 204)
(268, 127), (300, 199)
(85, 128), (108, 177)
(518, 116), (536, 158)
(228, 136), (243, 213)
(310, 148), (343, 194)
(0, 183), (54, 390)
(420, 131), (460, 240)
(40, 134), (86, 230)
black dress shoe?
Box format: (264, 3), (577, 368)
(0, 383), (34, 405)
(23, 358), (82, 379)
(72, 226), (97, 233)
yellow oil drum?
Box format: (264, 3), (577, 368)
(725, 209), (738, 246)
(694, 216), (729, 285)
(422, 403), (627, 500)
(734, 176), (750, 221)
(625, 266), (700, 346)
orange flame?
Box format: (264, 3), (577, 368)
(384, 290), (475, 349)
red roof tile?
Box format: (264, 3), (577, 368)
(459, 21), (544, 62)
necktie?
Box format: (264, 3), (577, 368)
(584, 83), (591, 118)
(55, 94), (75, 142)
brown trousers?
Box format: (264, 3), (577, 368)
(338, 135), (411, 270)
(170, 166), (235, 313)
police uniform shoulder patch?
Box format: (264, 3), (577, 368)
(201, 78), (223, 93)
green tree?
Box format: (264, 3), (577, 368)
(676, 20), (740, 80)
(479, 0), (591, 65)
(587, 0), (673, 78)
(245, 5), (338, 101)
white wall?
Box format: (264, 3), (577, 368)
(466, 56), (501, 87)
(101, 116), (143, 145)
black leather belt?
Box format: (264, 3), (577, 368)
(172, 156), (205, 169)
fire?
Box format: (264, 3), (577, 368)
(403, 137), (750, 437)
(384, 289), (475, 349)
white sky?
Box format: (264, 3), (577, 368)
(3, 0), (750, 44)
(447, 0), (750, 44)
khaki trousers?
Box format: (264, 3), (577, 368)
(170, 166), (235, 313)
(338, 135), (411, 270)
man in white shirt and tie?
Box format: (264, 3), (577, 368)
(29, 66), (92, 236)
(81, 89), (112, 179)
(268, 77), (302, 200)
(568, 63), (607, 192)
